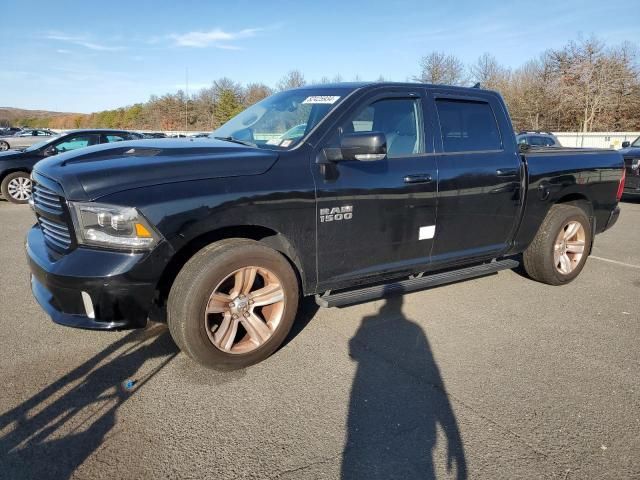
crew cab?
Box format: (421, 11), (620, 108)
(26, 83), (625, 370)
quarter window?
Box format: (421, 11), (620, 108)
(436, 99), (502, 152)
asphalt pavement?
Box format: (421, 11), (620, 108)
(0, 199), (638, 479)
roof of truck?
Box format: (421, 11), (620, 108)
(297, 81), (498, 95)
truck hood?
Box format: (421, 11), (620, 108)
(33, 138), (279, 201)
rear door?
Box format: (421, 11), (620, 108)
(430, 91), (522, 266)
(313, 88), (438, 289)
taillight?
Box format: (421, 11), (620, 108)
(616, 168), (626, 201)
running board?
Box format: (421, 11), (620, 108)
(315, 259), (519, 308)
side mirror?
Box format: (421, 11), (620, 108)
(621, 141), (630, 148)
(43, 146), (57, 156)
(340, 131), (387, 161)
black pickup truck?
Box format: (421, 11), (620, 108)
(26, 83), (624, 369)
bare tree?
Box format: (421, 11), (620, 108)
(469, 53), (510, 90)
(243, 83), (272, 107)
(277, 70), (306, 91)
(415, 52), (466, 86)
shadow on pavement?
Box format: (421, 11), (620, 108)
(0, 323), (178, 479)
(342, 296), (467, 479)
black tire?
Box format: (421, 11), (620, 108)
(167, 238), (299, 370)
(523, 204), (592, 285)
(1, 171), (32, 204)
(0, 141), (9, 151)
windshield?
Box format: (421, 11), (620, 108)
(632, 136), (640, 147)
(211, 89), (345, 149)
(24, 134), (60, 152)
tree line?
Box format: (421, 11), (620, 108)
(9, 36), (640, 133)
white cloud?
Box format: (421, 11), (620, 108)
(45, 32), (124, 51)
(169, 28), (260, 49)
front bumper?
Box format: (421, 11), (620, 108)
(27, 225), (169, 330)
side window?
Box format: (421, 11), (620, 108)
(105, 134), (127, 143)
(54, 134), (99, 152)
(340, 98), (424, 157)
(435, 99), (502, 152)
(529, 136), (544, 146)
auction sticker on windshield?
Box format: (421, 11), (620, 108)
(302, 96), (340, 104)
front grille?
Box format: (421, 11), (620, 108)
(32, 183), (64, 214)
(38, 216), (72, 250)
(31, 178), (74, 252)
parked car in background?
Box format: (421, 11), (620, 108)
(25, 82), (624, 370)
(143, 132), (167, 139)
(189, 133), (210, 138)
(0, 129), (57, 151)
(0, 127), (22, 136)
(0, 129), (140, 203)
(516, 131), (561, 147)
(620, 136), (640, 197)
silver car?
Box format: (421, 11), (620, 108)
(0, 129), (58, 151)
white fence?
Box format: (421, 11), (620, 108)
(554, 132), (639, 149)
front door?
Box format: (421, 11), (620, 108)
(313, 89), (438, 290)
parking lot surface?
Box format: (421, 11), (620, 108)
(0, 200), (638, 479)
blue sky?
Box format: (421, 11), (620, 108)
(2, 0), (638, 113)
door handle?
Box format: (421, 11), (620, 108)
(404, 174), (433, 184)
(496, 168), (519, 177)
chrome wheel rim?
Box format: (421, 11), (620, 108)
(0, 142), (8, 151)
(204, 266), (285, 354)
(554, 220), (586, 274)
(7, 176), (32, 201)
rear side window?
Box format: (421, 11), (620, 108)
(436, 99), (502, 152)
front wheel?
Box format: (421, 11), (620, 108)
(167, 239), (299, 370)
(1, 171), (32, 204)
(523, 204), (592, 285)
(0, 141), (9, 151)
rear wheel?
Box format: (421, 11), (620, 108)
(1, 172), (32, 204)
(0, 141), (9, 151)
(523, 204), (591, 285)
(167, 239), (299, 370)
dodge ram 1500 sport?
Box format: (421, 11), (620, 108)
(26, 83), (625, 369)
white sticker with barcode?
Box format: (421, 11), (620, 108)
(302, 96), (340, 104)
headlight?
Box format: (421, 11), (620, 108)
(69, 202), (161, 250)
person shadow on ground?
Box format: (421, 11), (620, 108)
(341, 295), (467, 480)
(0, 324), (178, 480)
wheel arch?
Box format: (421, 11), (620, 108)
(554, 192), (594, 217)
(153, 224), (307, 320)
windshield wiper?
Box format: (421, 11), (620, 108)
(213, 136), (256, 147)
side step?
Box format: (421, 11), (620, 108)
(315, 258), (519, 308)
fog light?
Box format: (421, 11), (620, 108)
(81, 291), (95, 319)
